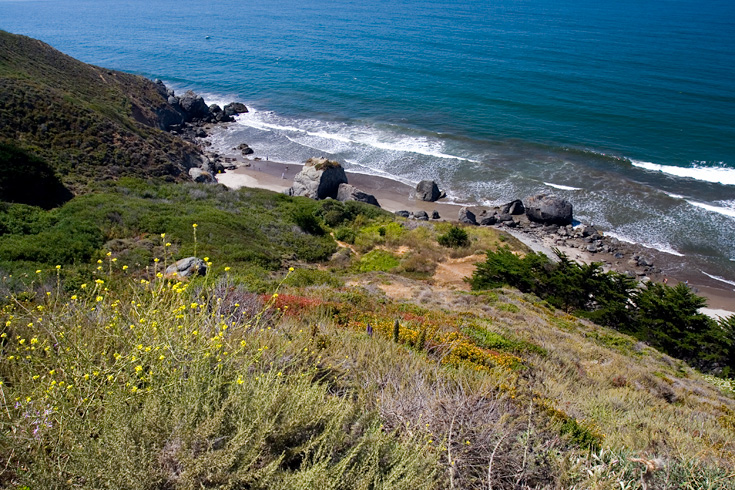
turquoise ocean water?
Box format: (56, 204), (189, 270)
(2, 0), (734, 284)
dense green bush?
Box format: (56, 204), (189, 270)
(437, 225), (470, 248)
(355, 250), (400, 273)
(334, 227), (357, 244)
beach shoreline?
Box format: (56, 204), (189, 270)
(211, 147), (735, 316)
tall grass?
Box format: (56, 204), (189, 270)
(0, 271), (438, 489)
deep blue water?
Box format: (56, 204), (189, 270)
(2, 0), (735, 283)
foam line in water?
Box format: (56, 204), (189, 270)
(543, 182), (582, 191)
(664, 191), (685, 199)
(686, 200), (735, 219)
(702, 271), (735, 289)
(235, 108), (481, 163)
(630, 159), (735, 186)
(604, 231), (685, 257)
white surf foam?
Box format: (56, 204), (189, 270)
(604, 231), (685, 257)
(543, 182), (582, 191)
(664, 191), (684, 199)
(235, 108), (481, 163)
(686, 200), (735, 219)
(630, 159), (735, 186)
(702, 272), (735, 289)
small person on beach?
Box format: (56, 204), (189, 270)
(281, 172), (285, 179)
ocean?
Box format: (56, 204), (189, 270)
(2, 0), (734, 285)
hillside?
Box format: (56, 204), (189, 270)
(0, 34), (734, 489)
(0, 30), (205, 197)
(0, 180), (733, 489)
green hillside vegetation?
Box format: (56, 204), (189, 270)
(2, 30), (735, 489)
(1, 180), (734, 488)
(0, 31), (202, 195)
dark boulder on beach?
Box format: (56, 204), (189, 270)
(524, 193), (573, 226)
(395, 210), (411, 218)
(416, 180), (443, 202)
(414, 210), (429, 220)
(458, 207), (477, 225)
(337, 183), (380, 207)
(431, 210), (440, 220)
(288, 157), (348, 200)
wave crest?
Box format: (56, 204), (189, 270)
(630, 159), (735, 186)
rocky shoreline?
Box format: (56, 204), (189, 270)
(163, 87), (733, 315)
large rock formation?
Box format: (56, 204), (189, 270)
(178, 90), (210, 120)
(524, 194), (573, 225)
(415, 180), (444, 202)
(288, 157), (348, 200)
(336, 183), (380, 207)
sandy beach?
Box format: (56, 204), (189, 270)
(215, 157), (735, 316)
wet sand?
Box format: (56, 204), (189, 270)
(215, 158), (735, 316)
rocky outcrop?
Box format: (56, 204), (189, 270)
(458, 207), (477, 225)
(165, 257), (207, 279)
(415, 180), (444, 202)
(524, 194), (573, 226)
(155, 84), (246, 130)
(336, 183), (380, 207)
(288, 157), (348, 199)
(179, 90), (210, 119)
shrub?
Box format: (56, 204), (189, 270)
(283, 268), (343, 288)
(355, 250), (400, 273)
(334, 226), (356, 244)
(437, 225), (470, 248)
(291, 207), (325, 236)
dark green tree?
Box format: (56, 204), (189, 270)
(632, 283), (714, 363)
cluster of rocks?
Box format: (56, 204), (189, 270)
(287, 157), (380, 207)
(154, 79), (249, 136)
(448, 193), (573, 228)
(394, 210), (441, 221)
(439, 192), (659, 280)
(152, 81), (250, 184)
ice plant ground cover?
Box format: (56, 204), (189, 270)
(1, 261), (734, 489)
